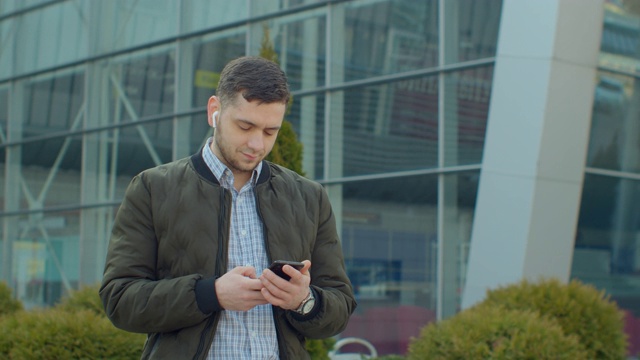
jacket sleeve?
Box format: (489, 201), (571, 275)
(285, 185), (357, 338)
(99, 174), (218, 334)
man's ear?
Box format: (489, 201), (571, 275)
(207, 96), (220, 127)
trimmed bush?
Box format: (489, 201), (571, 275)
(478, 278), (627, 359)
(0, 283), (145, 359)
(55, 283), (103, 315)
(407, 306), (588, 360)
(0, 308), (145, 359)
(306, 337), (336, 360)
(0, 281), (22, 316)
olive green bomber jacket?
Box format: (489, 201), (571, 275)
(99, 151), (357, 360)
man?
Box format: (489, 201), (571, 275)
(100, 56), (356, 359)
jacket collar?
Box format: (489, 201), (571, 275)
(190, 149), (271, 186)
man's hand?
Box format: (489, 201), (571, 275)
(215, 266), (268, 311)
(260, 260), (311, 310)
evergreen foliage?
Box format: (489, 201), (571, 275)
(56, 283), (104, 315)
(259, 23), (305, 176)
(0, 281), (22, 316)
(306, 337), (336, 360)
(477, 278), (628, 359)
(407, 306), (588, 360)
(0, 284), (145, 359)
(0, 308), (145, 359)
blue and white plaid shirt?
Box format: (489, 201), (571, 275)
(203, 138), (279, 359)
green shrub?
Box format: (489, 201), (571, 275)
(0, 308), (145, 359)
(478, 278), (627, 359)
(307, 337), (336, 360)
(0, 281), (22, 316)
(55, 283), (103, 315)
(259, 23), (305, 177)
(407, 306), (588, 360)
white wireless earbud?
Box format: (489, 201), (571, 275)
(212, 111), (219, 128)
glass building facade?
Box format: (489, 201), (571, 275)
(2, 0), (640, 356)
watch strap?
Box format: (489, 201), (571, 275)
(295, 289), (314, 314)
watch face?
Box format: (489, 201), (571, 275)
(302, 298), (315, 314)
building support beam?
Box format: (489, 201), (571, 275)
(462, 0), (604, 308)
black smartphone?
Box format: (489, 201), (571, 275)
(268, 260), (304, 281)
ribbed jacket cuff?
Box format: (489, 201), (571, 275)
(195, 277), (223, 314)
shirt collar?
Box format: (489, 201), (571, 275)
(202, 137), (262, 188)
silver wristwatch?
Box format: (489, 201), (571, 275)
(295, 289), (315, 315)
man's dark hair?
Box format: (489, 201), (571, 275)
(216, 56), (290, 108)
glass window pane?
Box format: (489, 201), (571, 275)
(108, 47), (175, 121)
(587, 71), (640, 173)
(192, 30), (247, 108)
(441, 171), (479, 317)
(250, 0), (323, 16)
(289, 93), (325, 180)
(599, 3), (640, 75)
(0, 19), (16, 79)
(186, 113), (213, 156)
(5, 1), (88, 76)
(0, 0), (54, 15)
(181, 1), (248, 33)
(329, 77), (438, 178)
(340, 175), (437, 355)
(333, 0), (438, 83)
(444, 66), (494, 166)
(116, 119), (174, 177)
(443, 0), (502, 64)
(23, 70), (84, 140)
(4, 207), (116, 308)
(0, 87), (7, 141)
(574, 174), (640, 340)
(21, 136), (81, 208)
(265, 11), (327, 91)
(92, 1), (179, 55)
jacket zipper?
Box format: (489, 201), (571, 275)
(255, 186), (288, 360)
(193, 188), (229, 359)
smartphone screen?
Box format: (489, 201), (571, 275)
(269, 260), (304, 281)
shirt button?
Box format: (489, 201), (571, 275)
(241, 230), (247, 236)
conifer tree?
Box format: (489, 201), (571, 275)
(259, 24), (305, 177)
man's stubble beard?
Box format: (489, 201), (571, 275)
(212, 130), (264, 175)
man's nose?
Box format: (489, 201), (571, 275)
(247, 132), (264, 150)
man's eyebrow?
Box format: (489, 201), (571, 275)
(237, 118), (281, 131)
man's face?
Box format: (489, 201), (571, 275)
(210, 94), (286, 177)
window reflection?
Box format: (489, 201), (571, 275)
(24, 71), (84, 140)
(7, 210), (84, 308)
(341, 0), (438, 81)
(0, 88), (7, 141)
(444, 0), (502, 64)
(444, 67), (494, 166)
(333, 77), (438, 178)
(181, 1), (247, 33)
(341, 175), (438, 355)
(575, 175), (640, 324)
(588, 71), (640, 173)
(192, 32), (246, 108)
(3, 2), (88, 76)
(114, 50), (175, 119)
(289, 94), (325, 180)
(340, 171), (479, 355)
(600, 2), (640, 74)
(270, 13), (327, 91)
